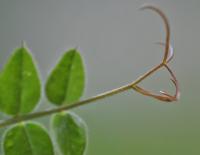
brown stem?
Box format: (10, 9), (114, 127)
(0, 5), (179, 128)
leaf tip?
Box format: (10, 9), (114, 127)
(21, 40), (26, 49)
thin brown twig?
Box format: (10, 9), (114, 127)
(132, 5), (179, 102)
(139, 4), (170, 63)
(0, 5), (179, 128)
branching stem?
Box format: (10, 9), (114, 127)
(0, 61), (167, 128)
(0, 5), (179, 128)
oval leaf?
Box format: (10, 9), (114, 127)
(45, 49), (85, 105)
(51, 112), (87, 155)
(3, 122), (54, 155)
(0, 46), (41, 115)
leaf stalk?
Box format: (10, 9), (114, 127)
(0, 5), (179, 128)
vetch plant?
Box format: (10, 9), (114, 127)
(0, 5), (180, 155)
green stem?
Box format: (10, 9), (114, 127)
(0, 62), (164, 128)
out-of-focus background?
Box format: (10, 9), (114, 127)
(0, 0), (199, 154)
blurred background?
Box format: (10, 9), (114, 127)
(0, 0), (199, 154)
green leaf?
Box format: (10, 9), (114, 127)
(45, 49), (85, 106)
(3, 122), (54, 155)
(51, 112), (87, 155)
(0, 46), (41, 115)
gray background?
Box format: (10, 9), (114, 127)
(0, 0), (199, 155)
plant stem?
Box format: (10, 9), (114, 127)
(0, 5), (173, 128)
(0, 62), (164, 128)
